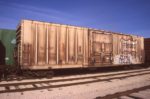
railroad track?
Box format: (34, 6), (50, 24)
(96, 84), (150, 99)
(0, 68), (150, 93)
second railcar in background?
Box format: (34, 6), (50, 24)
(144, 38), (150, 65)
(15, 20), (144, 71)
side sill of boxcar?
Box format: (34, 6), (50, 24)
(20, 63), (144, 70)
(21, 65), (84, 70)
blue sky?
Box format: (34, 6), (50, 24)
(0, 0), (150, 37)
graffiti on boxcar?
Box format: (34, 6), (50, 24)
(114, 37), (138, 64)
(119, 54), (131, 64)
(114, 54), (133, 64)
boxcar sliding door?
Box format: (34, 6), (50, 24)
(89, 30), (113, 66)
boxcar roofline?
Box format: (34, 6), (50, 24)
(21, 19), (142, 38)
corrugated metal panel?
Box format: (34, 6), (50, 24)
(0, 29), (16, 65)
(17, 20), (89, 69)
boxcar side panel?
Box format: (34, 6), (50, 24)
(37, 23), (46, 65)
(19, 20), (89, 70)
(48, 24), (57, 65)
(22, 20), (33, 66)
(59, 25), (66, 65)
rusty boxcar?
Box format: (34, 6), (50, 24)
(16, 20), (144, 70)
